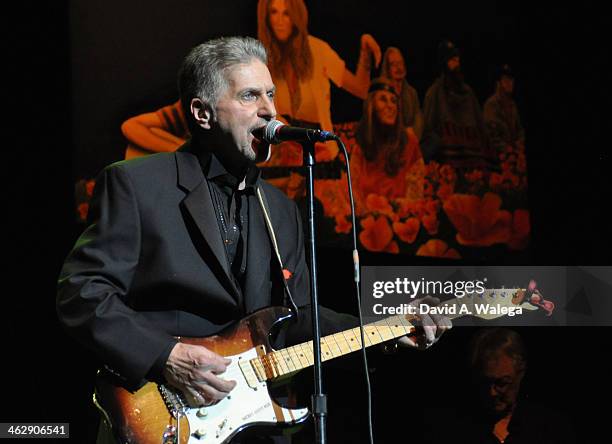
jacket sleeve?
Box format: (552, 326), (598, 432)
(56, 164), (176, 388)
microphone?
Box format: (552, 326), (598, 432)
(262, 119), (337, 144)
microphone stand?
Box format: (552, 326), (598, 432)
(302, 139), (327, 444)
(270, 124), (370, 443)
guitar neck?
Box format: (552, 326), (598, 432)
(249, 314), (418, 381)
(248, 291), (524, 381)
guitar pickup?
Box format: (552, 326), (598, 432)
(239, 357), (264, 389)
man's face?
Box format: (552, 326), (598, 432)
(387, 50), (406, 81)
(447, 55), (461, 72)
(500, 75), (514, 95)
(213, 59), (276, 164)
(268, 0), (292, 42)
(477, 354), (524, 417)
(373, 90), (398, 127)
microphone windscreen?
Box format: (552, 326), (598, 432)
(263, 119), (284, 144)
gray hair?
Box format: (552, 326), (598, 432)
(469, 328), (527, 373)
(178, 36), (268, 131)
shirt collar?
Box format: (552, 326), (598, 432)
(197, 150), (260, 190)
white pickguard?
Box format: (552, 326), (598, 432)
(181, 347), (309, 443)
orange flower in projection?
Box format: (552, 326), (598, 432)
(508, 209), (530, 250)
(465, 169), (484, 182)
(425, 161), (441, 181)
(443, 193), (512, 246)
(489, 173), (503, 189)
(393, 218), (420, 244)
(437, 183), (454, 201)
(503, 172), (520, 188)
(385, 241), (400, 253)
(77, 203), (89, 222)
(416, 239), (461, 259)
(423, 179), (434, 197)
(425, 199), (441, 215)
(85, 179), (96, 197)
(439, 164), (457, 183)
(334, 215), (352, 234)
(365, 194), (394, 218)
(396, 198), (416, 218)
(314, 177), (350, 219)
(422, 213), (439, 235)
(411, 199), (427, 219)
(359, 215), (394, 252)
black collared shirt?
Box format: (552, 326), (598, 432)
(198, 151), (260, 296)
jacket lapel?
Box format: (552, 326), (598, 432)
(175, 148), (241, 301)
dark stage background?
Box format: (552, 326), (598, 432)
(6, 1), (612, 443)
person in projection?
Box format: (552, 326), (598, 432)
(483, 64), (525, 155)
(380, 46), (424, 141)
(256, 0), (381, 168)
(351, 77), (425, 211)
(422, 40), (490, 167)
(121, 99), (189, 159)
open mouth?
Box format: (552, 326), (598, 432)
(251, 126), (265, 143)
(250, 126), (268, 149)
(250, 126), (270, 162)
(249, 127), (264, 153)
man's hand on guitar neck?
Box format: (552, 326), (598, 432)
(162, 343), (237, 407)
(396, 296), (452, 350)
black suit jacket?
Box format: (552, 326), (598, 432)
(57, 144), (318, 388)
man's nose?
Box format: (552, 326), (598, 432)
(259, 95), (276, 120)
(489, 385), (499, 398)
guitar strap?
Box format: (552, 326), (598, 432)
(256, 185), (300, 317)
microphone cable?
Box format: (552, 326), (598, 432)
(333, 134), (375, 444)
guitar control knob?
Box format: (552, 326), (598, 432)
(161, 425), (176, 444)
(193, 428), (207, 439)
(196, 407), (208, 418)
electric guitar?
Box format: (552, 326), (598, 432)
(93, 289), (538, 443)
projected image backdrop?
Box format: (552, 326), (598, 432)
(73, 0), (528, 261)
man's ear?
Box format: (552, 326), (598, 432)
(191, 98), (214, 130)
